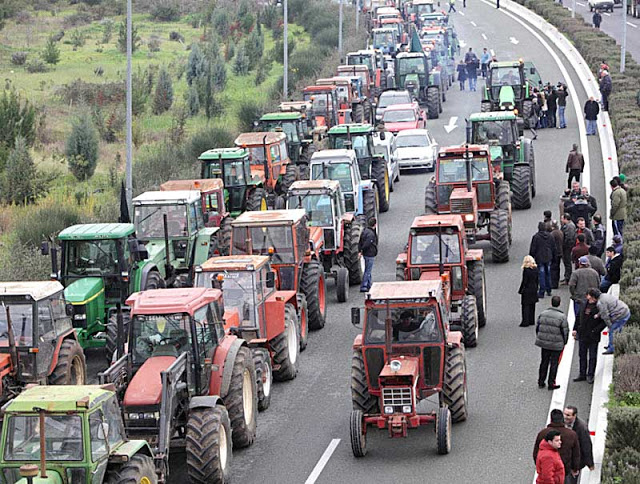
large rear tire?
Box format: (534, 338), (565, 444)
(440, 345), (468, 423)
(524, 139), (536, 197)
(427, 87), (440, 119)
(186, 406), (232, 484)
(104, 313), (130, 365)
(281, 164), (299, 194)
(218, 216), (233, 256)
(522, 100), (533, 128)
(350, 410), (367, 457)
(436, 406), (452, 455)
(362, 189), (378, 224)
(301, 260), (326, 330)
(351, 350), (378, 413)
(49, 339), (86, 385)
(461, 295), (478, 348)
(343, 220), (364, 285)
(490, 209), (510, 263)
(246, 188), (268, 211)
(511, 164), (532, 210)
(424, 181), (437, 214)
(270, 303), (299, 381)
(371, 158), (389, 213)
(336, 267), (349, 303)
(107, 454), (158, 484)
(252, 348), (272, 412)
(467, 260), (487, 327)
(223, 346), (257, 449)
(297, 293), (309, 351)
(496, 181), (511, 212)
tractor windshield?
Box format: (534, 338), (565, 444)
(410, 232), (462, 265)
(311, 162), (354, 192)
(4, 414), (83, 461)
(232, 226), (295, 264)
(289, 193), (334, 227)
(397, 57), (426, 76)
(64, 239), (119, 277)
(223, 160), (248, 187)
(365, 306), (441, 343)
(247, 147), (267, 166)
(373, 31), (395, 49)
(383, 109), (416, 123)
(416, 3), (435, 14)
(490, 66), (523, 86)
(131, 312), (190, 363)
(347, 55), (373, 73)
(221, 272), (258, 326)
(303, 92), (334, 117)
(0, 303), (33, 347)
(135, 204), (189, 239)
(438, 157), (491, 183)
(260, 121), (300, 144)
(472, 120), (516, 145)
(203, 160), (222, 179)
(330, 134), (371, 159)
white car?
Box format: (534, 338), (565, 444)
(589, 0), (614, 11)
(392, 129), (438, 171)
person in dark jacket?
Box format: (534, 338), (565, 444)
(536, 296), (569, 390)
(550, 221), (564, 289)
(599, 70), (612, 111)
(546, 85), (558, 128)
(600, 246), (623, 293)
(564, 406), (595, 474)
(561, 214), (577, 284)
(591, 214), (606, 256)
(519, 256), (540, 327)
(581, 186), (597, 212)
(565, 144), (585, 189)
(569, 256), (601, 321)
(456, 60), (467, 90)
(567, 196), (596, 227)
(556, 84), (569, 128)
(592, 10), (602, 29)
(584, 96), (600, 135)
(530, 222), (557, 297)
(587, 250), (606, 278)
(466, 56), (479, 92)
(573, 298), (606, 383)
(534, 409), (581, 480)
(358, 217), (378, 292)
(571, 234), (590, 269)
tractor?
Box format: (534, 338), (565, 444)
(346, 49), (391, 98)
(395, 214), (487, 347)
(424, 144), (512, 262)
(302, 85), (340, 129)
(349, 280), (468, 456)
(0, 281), (87, 408)
(371, 27), (398, 55)
(160, 178), (234, 255)
(195, 254), (306, 409)
(395, 52), (442, 119)
(0, 385), (160, 484)
(199, 147), (270, 215)
(481, 60), (534, 127)
(229, 210), (327, 330)
(287, 180), (365, 302)
(100, 287), (258, 483)
(327, 123), (392, 212)
(336, 65), (375, 111)
(420, 26), (455, 86)
(469, 111), (537, 210)
(315, 77), (370, 125)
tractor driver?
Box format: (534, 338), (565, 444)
(134, 315), (189, 360)
(413, 234), (442, 264)
(502, 70), (519, 85)
(392, 310), (421, 341)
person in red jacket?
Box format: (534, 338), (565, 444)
(536, 430), (565, 484)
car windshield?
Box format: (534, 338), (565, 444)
(64, 239), (119, 277)
(491, 66), (522, 86)
(398, 57), (426, 75)
(232, 226), (295, 264)
(311, 162), (354, 192)
(330, 134), (371, 159)
(438, 157), (491, 182)
(0, 303), (33, 347)
(288, 193), (334, 227)
(410, 233), (462, 265)
(223, 160), (248, 187)
(396, 134), (429, 148)
(378, 92), (411, 109)
(135, 204), (189, 239)
(473, 120), (515, 145)
(4, 414), (83, 461)
(131, 313), (191, 364)
(383, 109), (416, 123)
(365, 306), (441, 343)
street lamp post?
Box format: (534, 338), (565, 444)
(125, 0), (133, 213)
(572, 0), (576, 18)
(339, 0), (344, 57)
(283, 0), (288, 96)
(622, 0), (628, 72)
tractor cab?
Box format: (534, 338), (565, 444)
(235, 131), (291, 195)
(303, 85), (339, 129)
(279, 101), (318, 140)
(287, 180), (345, 231)
(256, 112), (313, 168)
(316, 77), (364, 124)
(380, 17), (407, 45)
(482, 60), (531, 115)
(395, 52), (429, 100)
(420, 11), (449, 26)
(372, 27), (398, 55)
(336, 65), (372, 99)
(346, 49), (389, 95)
(161, 179), (227, 228)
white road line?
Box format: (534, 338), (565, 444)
(459, 10), (465, 15)
(490, 48), (496, 56)
(627, 21), (638, 28)
(577, 1), (585, 5)
(470, 20), (477, 25)
(604, 11), (611, 15)
(304, 439), (341, 484)
(482, 33), (488, 39)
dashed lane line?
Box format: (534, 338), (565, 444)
(470, 20), (477, 25)
(627, 21), (638, 28)
(304, 439), (341, 484)
(482, 33), (488, 39)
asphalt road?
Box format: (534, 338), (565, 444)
(85, 2), (609, 482)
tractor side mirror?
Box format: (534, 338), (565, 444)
(379, 132), (386, 141)
(97, 422), (110, 441)
(351, 307), (362, 327)
(40, 241), (50, 256)
(266, 271), (275, 288)
(128, 239), (149, 262)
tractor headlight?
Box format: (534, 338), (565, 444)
(390, 360), (402, 372)
(402, 405), (412, 414)
(74, 313), (87, 320)
(464, 214), (474, 222)
(384, 406), (394, 414)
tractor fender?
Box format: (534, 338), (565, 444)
(353, 334), (363, 348)
(263, 292), (296, 340)
(341, 213), (355, 225)
(194, 227), (220, 266)
(209, 334), (244, 398)
(139, 263), (161, 292)
(396, 252), (407, 265)
(189, 395), (223, 410)
(431, 71), (442, 88)
(446, 330), (463, 347)
(464, 249), (484, 262)
(47, 328), (80, 376)
(309, 226), (324, 254)
(109, 439), (154, 461)
(513, 161), (530, 168)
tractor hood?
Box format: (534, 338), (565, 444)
(142, 240), (171, 268)
(11, 470), (64, 484)
(64, 277), (103, 304)
(123, 356), (176, 407)
(379, 356), (420, 385)
(498, 86), (516, 109)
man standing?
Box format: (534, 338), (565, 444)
(573, 294), (606, 384)
(561, 214), (577, 284)
(530, 221), (557, 298)
(587, 249), (606, 278)
(465, 49), (479, 92)
(456, 60), (467, 90)
(358, 218), (378, 293)
(564, 407), (594, 481)
(592, 10), (602, 29)
(535, 296), (569, 390)
(556, 83), (569, 129)
(480, 47), (491, 78)
(600, 246), (623, 293)
(599, 70), (612, 111)
(575, 218), (594, 245)
(550, 221), (564, 289)
(587, 288), (631, 355)
(565, 144), (585, 189)
(610, 178), (627, 237)
(591, 214), (606, 256)
(571, 234), (590, 270)
(569, 256), (600, 320)
(547, 84), (558, 128)
(534, 409), (581, 481)
(584, 97), (599, 135)
(535, 431), (565, 484)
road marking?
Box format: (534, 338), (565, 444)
(304, 439), (341, 484)
(459, 10), (465, 15)
(444, 116), (459, 133)
(509, 36), (520, 44)
(490, 48), (496, 56)
(482, 33), (488, 39)
(460, 39), (468, 47)
(604, 11), (611, 15)
(470, 20), (477, 25)
(627, 21), (638, 28)
(577, 1), (585, 5)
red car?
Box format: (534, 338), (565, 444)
(382, 103), (427, 134)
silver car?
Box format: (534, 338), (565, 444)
(375, 90), (412, 122)
(392, 129), (438, 171)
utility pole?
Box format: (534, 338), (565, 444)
(283, 0), (289, 96)
(356, 0), (360, 32)
(622, 0), (628, 72)
(125, 0), (133, 213)
(572, 0), (576, 17)
(339, 0), (344, 57)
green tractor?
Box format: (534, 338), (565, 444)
(0, 385), (159, 484)
(481, 60), (534, 127)
(395, 51), (442, 119)
(469, 111), (536, 210)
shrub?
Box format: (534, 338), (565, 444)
(151, 2), (180, 21)
(1, 137), (37, 205)
(211, 59), (227, 90)
(25, 58), (49, 73)
(42, 36), (61, 65)
(237, 101), (266, 133)
(63, 11), (93, 28)
(245, 29), (264, 65)
(11, 52), (27, 66)
(152, 67), (174, 115)
(614, 326), (640, 356)
(0, 90), (37, 149)
(212, 10), (230, 38)
(117, 21), (141, 53)
(602, 447), (640, 484)
(186, 43), (207, 86)
(56, 79), (125, 106)
(13, 202), (83, 248)
(148, 35), (161, 53)
(133, 143), (198, 194)
(70, 29), (86, 49)
(0, 237), (55, 282)
(233, 44), (250, 76)
(187, 126), (234, 162)
(100, 18), (114, 44)
(614, 354), (640, 401)
(187, 85), (200, 115)
(606, 406), (640, 453)
(65, 112), (99, 181)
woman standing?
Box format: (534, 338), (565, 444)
(519, 255), (539, 327)
(457, 60), (467, 91)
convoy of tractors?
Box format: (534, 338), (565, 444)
(0, 0), (545, 482)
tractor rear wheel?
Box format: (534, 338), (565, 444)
(511, 165), (532, 210)
(336, 267), (349, 303)
(252, 348), (272, 412)
(301, 260), (326, 330)
(219, 216), (233, 256)
(490, 209), (510, 263)
(186, 405), (232, 484)
(281, 164), (299, 194)
(107, 454), (158, 484)
(343, 221), (364, 285)
(424, 181), (437, 214)
(105, 312), (130, 365)
(481, 101), (491, 112)
(271, 303), (300, 381)
(297, 294), (309, 351)
(362, 189), (378, 224)
(223, 346), (257, 449)
(371, 158), (389, 213)
(350, 409), (367, 457)
(396, 263), (406, 281)
(524, 139), (536, 197)
(461, 295), (478, 348)
(522, 100), (533, 128)
(467, 260), (487, 327)
(426, 87), (440, 119)
(49, 339), (86, 385)
(496, 181), (511, 212)
(363, 99), (373, 124)
(436, 406), (452, 455)
(353, 103), (365, 123)
(247, 188), (268, 211)
(441, 345), (468, 423)
(351, 350), (378, 414)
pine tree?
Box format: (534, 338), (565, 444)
(118, 21), (141, 54)
(186, 43), (207, 86)
(42, 35), (60, 65)
(1, 137), (37, 205)
(233, 44), (249, 76)
(187, 85), (200, 116)
(65, 113), (99, 181)
(152, 67), (174, 115)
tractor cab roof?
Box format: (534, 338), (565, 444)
(438, 144), (490, 156)
(200, 255), (270, 272)
(337, 65), (369, 74)
(235, 132), (287, 147)
(328, 123), (373, 135)
(372, 27), (397, 33)
(366, 280), (443, 303)
(414, 0), (436, 4)
(58, 223), (136, 240)
(469, 111), (517, 122)
(410, 214), (465, 232)
(279, 101), (312, 112)
(232, 209), (307, 227)
(0, 281), (64, 301)
(289, 179), (341, 193)
(161, 178), (224, 192)
(396, 52), (426, 59)
(317, 77), (352, 87)
(259, 111), (303, 121)
(310, 149), (358, 163)
(199, 147), (249, 161)
(126, 287), (222, 316)
(4, 385), (113, 414)
(491, 60), (523, 68)
(133, 190), (201, 205)
(303, 85), (337, 93)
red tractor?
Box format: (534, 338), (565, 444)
(196, 255), (306, 410)
(424, 144), (512, 262)
(349, 280), (468, 456)
(100, 287), (258, 484)
(316, 77), (371, 125)
(230, 209), (327, 330)
(302, 84), (340, 129)
(396, 214), (487, 347)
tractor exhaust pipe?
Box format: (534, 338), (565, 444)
(465, 118), (471, 144)
(116, 303), (124, 360)
(263, 135), (270, 181)
(4, 306), (18, 375)
(465, 143), (472, 194)
(163, 214), (172, 279)
(50, 246), (58, 281)
(438, 222), (443, 276)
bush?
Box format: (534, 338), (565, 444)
(187, 126), (235, 162)
(0, 237), (55, 282)
(606, 406), (640, 453)
(63, 11), (93, 28)
(152, 67), (174, 115)
(11, 52), (27, 66)
(1, 137), (37, 205)
(13, 202), (83, 248)
(602, 446), (640, 484)
(0, 90), (37, 149)
(25, 58), (49, 73)
(186, 43), (207, 86)
(42, 36), (60, 65)
(56, 79), (125, 106)
(70, 29), (86, 49)
(151, 2), (180, 21)
(237, 101), (266, 133)
(211, 59), (227, 90)
(117, 21), (141, 53)
(100, 18), (114, 44)
(614, 354), (640, 402)
(233, 44), (250, 76)
(133, 142), (198, 194)
(65, 112), (99, 181)
(148, 35), (161, 53)
(187, 85), (200, 115)
(245, 29), (264, 65)
(614, 326), (640, 357)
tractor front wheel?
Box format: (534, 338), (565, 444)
(186, 406), (232, 484)
(511, 165), (532, 210)
(107, 454), (158, 484)
(351, 350), (378, 413)
(271, 303), (300, 381)
(297, 293), (309, 351)
(247, 188), (268, 211)
(426, 87), (440, 119)
(252, 348), (272, 412)
(223, 346), (257, 449)
(490, 209), (510, 263)
(301, 260), (326, 330)
(396, 263), (406, 281)
(336, 267), (349, 303)
(371, 158), (389, 213)
(461, 295), (478, 348)
(436, 406), (452, 455)
(424, 181), (437, 214)
(343, 221), (364, 285)
(480, 101), (491, 112)
(49, 339), (86, 385)
(350, 410), (367, 457)
(467, 260), (487, 327)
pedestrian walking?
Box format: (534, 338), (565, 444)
(547, 85), (558, 128)
(519, 256), (540, 327)
(563, 407), (595, 475)
(600, 246), (623, 293)
(591, 214), (606, 257)
(535, 430), (565, 484)
(592, 10), (602, 28)
(534, 409), (581, 481)
(496, 0), (500, 8)
(480, 47), (490, 78)
(535, 296), (569, 390)
(584, 97), (599, 135)
(610, 178), (627, 237)
(599, 70), (612, 111)
(571, 234), (590, 269)
(448, 0), (456, 12)
(587, 288), (631, 355)
(561, 214), (576, 284)
(550, 221), (564, 289)
(456, 60), (467, 90)
(556, 83), (569, 129)
(569, 256), (600, 320)
(530, 222), (556, 297)
(358, 217), (378, 292)
(463, 0), (467, 7)
(565, 144), (584, 189)
(465, 50), (479, 91)
(573, 296), (606, 384)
